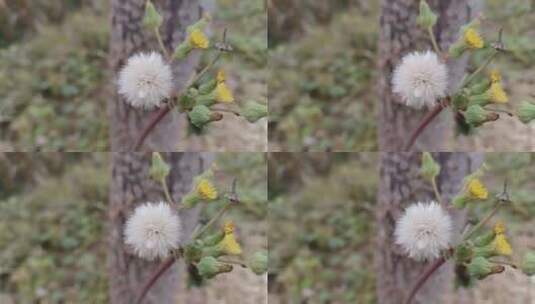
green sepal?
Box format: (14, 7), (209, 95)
(452, 194), (468, 209)
(182, 192), (201, 208)
(517, 101), (535, 124)
(201, 231), (225, 247)
(184, 243), (204, 263)
(196, 92), (217, 107)
(143, 0), (163, 30)
(149, 152), (170, 182)
(248, 251), (268, 275)
(473, 243), (497, 258)
(454, 243), (473, 264)
(201, 244), (225, 258)
(420, 152), (440, 181)
(473, 231), (495, 247)
(521, 251), (535, 275)
(197, 256), (233, 279)
(199, 79), (218, 95)
(416, 0), (437, 29)
(241, 101), (268, 123)
(188, 105), (212, 129)
(173, 42), (192, 60)
(467, 256), (504, 279)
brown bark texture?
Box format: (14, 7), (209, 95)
(108, 0), (203, 151)
(107, 152), (213, 304)
(375, 152), (483, 304)
(377, 0), (477, 151)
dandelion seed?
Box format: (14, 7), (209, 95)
(392, 51), (448, 109)
(124, 202), (181, 260)
(118, 52), (173, 109)
(395, 201), (452, 261)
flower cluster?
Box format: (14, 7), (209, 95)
(115, 0), (267, 144)
(395, 152), (535, 298)
(123, 153), (266, 303)
(394, 0), (535, 149)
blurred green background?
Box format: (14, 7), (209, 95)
(268, 153), (535, 303)
(0, 152), (267, 303)
(0, 0), (266, 151)
(268, 0), (535, 151)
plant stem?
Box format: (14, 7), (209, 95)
(427, 27), (441, 55)
(463, 202), (501, 241)
(191, 201), (232, 240)
(404, 98), (450, 151)
(459, 50), (498, 89)
(404, 256), (447, 304)
(155, 29), (170, 59)
(161, 179), (175, 205)
(431, 177), (443, 205)
(136, 256), (177, 304)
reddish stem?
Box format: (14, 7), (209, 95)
(404, 256), (446, 304)
(135, 256), (176, 304)
(404, 98), (450, 151)
(133, 106), (172, 150)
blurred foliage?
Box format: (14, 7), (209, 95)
(269, 154), (378, 303)
(0, 153), (109, 303)
(0, 2), (109, 151)
(269, 4), (379, 151)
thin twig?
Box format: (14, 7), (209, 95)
(404, 256), (447, 304)
(155, 29), (170, 59)
(133, 105), (172, 150)
(161, 179), (175, 205)
(431, 177), (443, 205)
(459, 50), (498, 89)
(191, 201), (233, 240)
(404, 98), (450, 150)
(135, 256), (177, 304)
(463, 202), (501, 241)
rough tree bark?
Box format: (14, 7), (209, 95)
(375, 152), (483, 304)
(108, 152), (213, 304)
(109, 0), (203, 151)
(377, 0), (479, 151)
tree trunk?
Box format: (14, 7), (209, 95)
(107, 152), (213, 304)
(108, 0), (203, 151)
(377, 0), (478, 151)
(375, 152), (483, 304)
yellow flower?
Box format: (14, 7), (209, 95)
(216, 70), (226, 83)
(215, 82), (234, 103)
(196, 179), (217, 200)
(464, 28), (484, 49)
(493, 234), (512, 256)
(494, 221), (506, 234)
(189, 29), (209, 49)
(467, 178), (488, 200)
(490, 70), (501, 83)
(488, 82), (508, 104)
(219, 222), (242, 255)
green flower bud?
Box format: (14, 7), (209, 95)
(416, 0), (437, 29)
(179, 93), (196, 112)
(468, 256), (504, 279)
(454, 243), (473, 264)
(248, 251), (268, 275)
(202, 244), (224, 258)
(517, 101), (535, 124)
(452, 93), (470, 111)
(452, 194), (468, 209)
(173, 42), (192, 60)
(473, 243), (497, 258)
(199, 79), (218, 95)
(521, 251), (535, 276)
(143, 0), (163, 30)
(420, 152), (440, 181)
(182, 192), (201, 208)
(197, 256), (233, 279)
(188, 105), (222, 129)
(465, 105), (499, 127)
(201, 231), (225, 247)
(184, 243), (203, 263)
(196, 92), (217, 107)
(473, 230), (495, 247)
(241, 102), (268, 123)
(466, 78), (491, 96)
(149, 152), (170, 182)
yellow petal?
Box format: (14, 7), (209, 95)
(494, 221), (506, 234)
(216, 70), (226, 83)
(219, 227), (242, 255)
(490, 70), (501, 83)
(196, 179), (218, 200)
(464, 28), (484, 49)
(489, 82), (508, 104)
(467, 178), (488, 200)
(215, 82), (234, 103)
(224, 221), (235, 234)
(493, 234), (512, 256)
(189, 29), (209, 49)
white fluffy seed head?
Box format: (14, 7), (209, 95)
(124, 202), (181, 260)
(395, 201), (452, 261)
(118, 52), (173, 109)
(392, 51), (448, 109)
